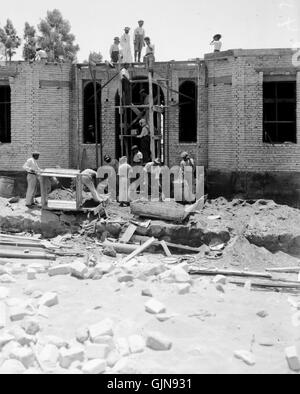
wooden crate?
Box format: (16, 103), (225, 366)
(40, 168), (83, 211)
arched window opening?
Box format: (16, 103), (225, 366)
(83, 82), (101, 144)
(179, 80), (197, 143)
(0, 85), (11, 144)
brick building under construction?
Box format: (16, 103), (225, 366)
(0, 48), (299, 206)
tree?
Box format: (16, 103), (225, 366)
(0, 19), (21, 61)
(37, 9), (79, 62)
(88, 51), (103, 65)
(23, 22), (37, 61)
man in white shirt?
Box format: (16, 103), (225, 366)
(120, 63), (131, 105)
(210, 34), (222, 53)
(23, 152), (42, 208)
(120, 27), (133, 64)
(134, 20), (146, 63)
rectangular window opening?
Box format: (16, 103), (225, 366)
(263, 81), (296, 144)
(0, 85), (11, 144)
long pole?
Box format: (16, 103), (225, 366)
(93, 69), (99, 169)
(148, 71), (155, 160)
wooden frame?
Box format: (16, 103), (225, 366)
(40, 168), (83, 211)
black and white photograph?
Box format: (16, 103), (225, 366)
(0, 0), (299, 378)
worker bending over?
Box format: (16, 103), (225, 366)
(81, 169), (106, 204)
(23, 152), (42, 208)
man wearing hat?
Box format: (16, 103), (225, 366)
(210, 34), (222, 53)
(35, 47), (48, 62)
(110, 37), (121, 63)
(131, 145), (143, 166)
(120, 27), (133, 64)
(134, 20), (146, 63)
(23, 152), (42, 208)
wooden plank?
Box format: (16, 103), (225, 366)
(189, 268), (272, 279)
(119, 224), (137, 244)
(103, 241), (138, 255)
(40, 176), (48, 209)
(76, 175), (83, 210)
(160, 241), (172, 257)
(165, 242), (200, 253)
(266, 267), (300, 274)
(0, 234), (41, 243)
(122, 237), (156, 263)
(42, 168), (81, 175)
(0, 241), (46, 249)
(46, 201), (77, 210)
(230, 279), (300, 290)
(0, 250), (55, 260)
(148, 72), (155, 160)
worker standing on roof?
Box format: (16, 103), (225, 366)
(210, 34), (222, 53)
(134, 20), (146, 63)
(23, 152), (42, 208)
(81, 169), (107, 204)
(144, 37), (155, 74)
(120, 27), (133, 64)
(110, 37), (121, 63)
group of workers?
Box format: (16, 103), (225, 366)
(109, 20), (155, 67)
(22, 150), (195, 209)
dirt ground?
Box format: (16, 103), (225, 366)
(0, 197), (300, 374)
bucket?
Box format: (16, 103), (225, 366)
(0, 177), (15, 198)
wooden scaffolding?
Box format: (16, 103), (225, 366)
(116, 67), (169, 162)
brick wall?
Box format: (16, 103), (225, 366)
(205, 49), (300, 173)
(0, 62), (72, 172)
(72, 61), (208, 170)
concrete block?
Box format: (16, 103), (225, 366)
(128, 335), (145, 354)
(39, 344), (59, 370)
(146, 332), (172, 351)
(82, 359), (106, 374)
(0, 359), (26, 374)
(170, 267), (191, 283)
(141, 288), (153, 297)
(70, 260), (88, 279)
(92, 335), (115, 347)
(285, 346), (300, 372)
(38, 292), (59, 308)
(213, 275), (227, 285)
(76, 327), (89, 344)
(10, 347), (35, 368)
(27, 268), (37, 280)
(107, 349), (121, 368)
(89, 319), (114, 342)
(115, 337), (130, 357)
(86, 343), (110, 360)
(59, 347), (85, 369)
(145, 299), (167, 315)
(118, 275), (135, 283)
(48, 264), (71, 277)
(234, 350), (256, 366)
(22, 318), (41, 335)
(10, 307), (31, 322)
(177, 284), (191, 295)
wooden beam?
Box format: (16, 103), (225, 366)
(119, 224), (137, 244)
(148, 72), (155, 160)
(189, 268), (272, 279)
(266, 267), (300, 274)
(160, 241), (172, 257)
(122, 237), (156, 264)
(230, 279), (300, 290)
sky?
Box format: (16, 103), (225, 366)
(0, 0), (300, 62)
